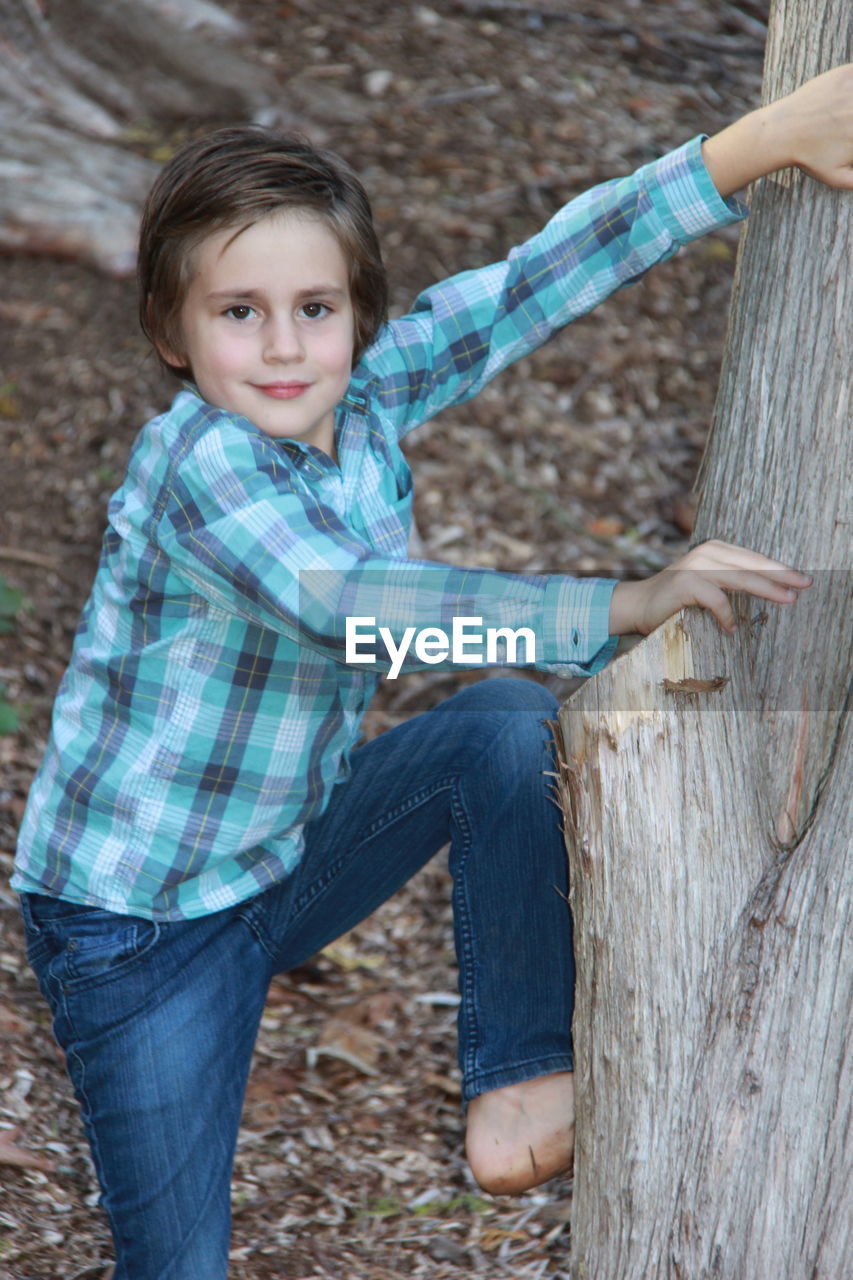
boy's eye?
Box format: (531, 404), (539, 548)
(224, 305), (255, 321)
(299, 302), (330, 320)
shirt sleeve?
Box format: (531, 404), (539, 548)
(154, 412), (617, 678)
(361, 135), (747, 436)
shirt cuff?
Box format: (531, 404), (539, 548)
(538, 576), (618, 676)
(640, 134), (748, 243)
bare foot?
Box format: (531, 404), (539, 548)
(465, 1070), (575, 1195)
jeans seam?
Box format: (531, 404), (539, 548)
(238, 899), (279, 962)
(463, 1053), (575, 1104)
(452, 710), (563, 1098)
(289, 773), (459, 923)
(449, 782), (479, 1088)
(48, 970), (129, 1271)
(352, 773), (459, 843)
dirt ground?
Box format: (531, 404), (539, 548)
(0, 2), (766, 1276)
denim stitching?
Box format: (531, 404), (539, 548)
(47, 967), (131, 1274)
(463, 1053), (575, 1104)
(449, 782), (479, 1090)
(452, 709), (561, 1098)
(289, 773), (459, 922)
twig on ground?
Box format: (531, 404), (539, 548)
(0, 546), (56, 568)
(451, 1), (763, 61)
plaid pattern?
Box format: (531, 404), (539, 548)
(13, 136), (745, 920)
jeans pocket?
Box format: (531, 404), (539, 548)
(21, 893), (161, 995)
(61, 918), (161, 992)
(19, 893), (67, 979)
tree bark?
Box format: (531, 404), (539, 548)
(555, 3), (851, 1277)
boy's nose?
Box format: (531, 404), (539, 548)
(263, 315), (304, 362)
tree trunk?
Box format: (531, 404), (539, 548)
(554, 3), (851, 1277)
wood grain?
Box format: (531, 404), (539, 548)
(557, 2), (851, 1274)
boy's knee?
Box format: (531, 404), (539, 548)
(449, 676), (558, 718)
(453, 678), (559, 782)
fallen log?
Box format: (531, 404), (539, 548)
(0, 0), (276, 274)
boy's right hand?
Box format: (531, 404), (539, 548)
(608, 540), (813, 637)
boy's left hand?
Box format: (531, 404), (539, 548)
(702, 62), (853, 197)
(771, 63), (853, 189)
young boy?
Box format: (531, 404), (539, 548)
(13, 64), (853, 1279)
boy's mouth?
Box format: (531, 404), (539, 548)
(252, 382), (311, 399)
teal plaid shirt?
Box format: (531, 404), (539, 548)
(14, 137), (745, 920)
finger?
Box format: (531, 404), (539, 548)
(692, 569), (809, 603)
(687, 540), (784, 570)
(723, 571), (805, 603)
(690, 579), (737, 633)
(686, 542), (813, 583)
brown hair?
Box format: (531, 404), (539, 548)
(137, 126), (388, 377)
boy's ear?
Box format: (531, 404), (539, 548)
(156, 340), (186, 370)
(154, 331), (190, 372)
(147, 295), (187, 369)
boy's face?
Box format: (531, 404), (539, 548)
(162, 210), (355, 455)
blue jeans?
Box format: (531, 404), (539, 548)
(20, 678), (574, 1279)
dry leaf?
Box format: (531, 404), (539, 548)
(309, 1016), (384, 1076)
(0, 1126), (54, 1172)
(479, 1227), (530, 1250)
(353, 990), (403, 1028)
(672, 496), (696, 535)
(0, 1000), (28, 1034)
(585, 515), (625, 538)
(423, 1071), (462, 1098)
